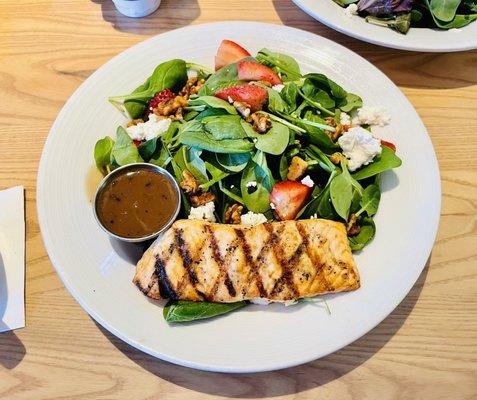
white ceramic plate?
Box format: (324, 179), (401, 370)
(37, 21), (440, 373)
(293, 0), (477, 52)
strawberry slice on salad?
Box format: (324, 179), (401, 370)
(381, 140), (396, 152)
(215, 39), (251, 71)
(215, 84), (268, 112)
(270, 181), (312, 221)
(237, 61), (282, 86)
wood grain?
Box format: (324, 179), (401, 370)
(0, 0), (476, 399)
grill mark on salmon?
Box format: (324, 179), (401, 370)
(155, 256), (177, 300)
(235, 228), (267, 298)
(206, 224), (237, 298)
(133, 219), (360, 303)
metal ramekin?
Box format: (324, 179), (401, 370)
(93, 163), (181, 243)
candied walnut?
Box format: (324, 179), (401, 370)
(126, 118), (144, 127)
(180, 77), (205, 99)
(330, 152), (342, 165)
(347, 214), (361, 236)
(190, 191), (216, 207)
(224, 203), (243, 224)
(325, 117), (336, 127)
(250, 113), (271, 133)
(153, 95), (188, 120)
(287, 156), (308, 181)
(233, 101), (251, 119)
(179, 170), (199, 195)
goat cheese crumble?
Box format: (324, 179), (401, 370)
(125, 114), (171, 141)
(186, 69), (198, 79)
(188, 201), (216, 222)
(338, 127), (382, 171)
(352, 106), (391, 127)
(344, 3), (358, 17)
(339, 112), (351, 126)
(246, 181), (257, 188)
(301, 175), (314, 188)
(250, 298), (298, 306)
(240, 211), (267, 226)
(272, 84), (285, 92)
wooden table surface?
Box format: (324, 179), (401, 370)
(1, 0), (476, 398)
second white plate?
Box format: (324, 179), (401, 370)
(293, 0), (477, 52)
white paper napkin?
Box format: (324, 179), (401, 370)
(0, 186), (25, 332)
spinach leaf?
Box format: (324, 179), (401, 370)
(338, 92), (363, 113)
(202, 115), (247, 140)
(304, 73), (347, 100)
(241, 150), (274, 213)
(430, 0), (461, 21)
(356, 184), (381, 217)
(163, 300), (247, 323)
(94, 136), (114, 174)
(348, 217), (376, 251)
(256, 48), (302, 81)
(352, 146), (402, 180)
(196, 108), (231, 120)
(332, 0), (358, 5)
(266, 86), (289, 113)
(183, 146), (208, 184)
(219, 180), (245, 205)
(365, 14), (412, 34)
(279, 153), (289, 181)
(188, 96), (238, 115)
(124, 78), (150, 119)
(138, 136), (160, 161)
(180, 126), (254, 153)
(302, 81), (336, 109)
(110, 127), (143, 166)
(198, 58), (252, 95)
(298, 180), (336, 220)
(281, 82), (299, 111)
(201, 160), (230, 191)
(216, 152), (251, 172)
(432, 12), (477, 28)
(330, 164), (354, 220)
(149, 146), (171, 168)
(244, 119), (290, 155)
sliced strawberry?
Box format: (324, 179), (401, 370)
(148, 88), (175, 113)
(215, 84), (268, 112)
(133, 140), (142, 148)
(215, 39), (251, 71)
(270, 181), (312, 221)
(238, 61), (282, 85)
(381, 140), (396, 152)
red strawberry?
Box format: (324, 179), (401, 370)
(215, 84), (268, 112)
(215, 39), (251, 71)
(270, 181), (312, 221)
(133, 140), (142, 148)
(148, 88), (175, 113)
(381, 139), (396, 152)
(238, 61), (282, 85)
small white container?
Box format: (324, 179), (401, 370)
(112, 0), (161, 18)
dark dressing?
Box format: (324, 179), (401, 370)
(97, 169), (178, 238)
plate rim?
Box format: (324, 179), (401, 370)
(292, 0), (477, 52)
(37, 21), (442, 373)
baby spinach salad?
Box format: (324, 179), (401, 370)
(336, 0), (477, 34)
(94, 40), (402, 323)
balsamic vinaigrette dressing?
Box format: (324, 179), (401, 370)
(97, 169), (178, 238)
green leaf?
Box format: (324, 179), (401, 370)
(279, 153), (289, 181)
(256, 48), (302, 81)
(349, 217), (376, 251)
(331, 0), (358, 5)
(200, 160), (230, 191)
(241, 150), (274, 213)
(110, 127), (143, 166)
(330, 166), (353, 220)
(338, 92), (363, 113)
(202, 115), (248, 140)
(281, 82), (299, 111)
(109, 60), (188, 117)
(183, 146), (208, 184)
(94, 136), (114, 174)
(163, 300), (247, 323)
(188, 96), (238, 115)
(352, 146), (402, 180)
(304, 73), (347, 100)
(216, 152), (251, 172)
(430, 0), (461, 21)
(180, 128), (254, 154)
(357, 184), (381, 217)
(244, 119), (290, 155)
(298, 180), (336, 220)
(365, 14), (412, 34)
(198, 58), (252, 95)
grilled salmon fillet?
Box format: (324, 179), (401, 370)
(133, 219), (360, 303)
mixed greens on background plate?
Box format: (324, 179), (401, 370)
(94, 40), (402, 323)
(336, 0), (477, 34)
